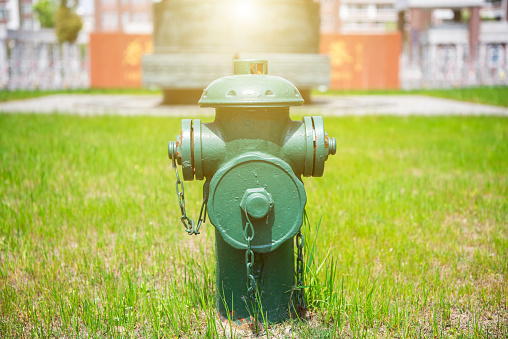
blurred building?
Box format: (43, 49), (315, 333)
(0, 0), (38, 32)
(319, 0), (398, 33)
(317, 0), (402, 90)
(93, 0), (151, 33)
(0, 0), (95, 33)
(0, 0), (90, 90)
(0, 0), (7, 34)
(481, 0), (508, 20)
(397, 0), (508, 88)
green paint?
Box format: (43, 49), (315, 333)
(199, 59), (304, 108)
(215, 228), (295, 323)
(207, 152), (306, 253)
(240, 188), (274, 220)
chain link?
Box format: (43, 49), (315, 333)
(244, 212), (257, 300)
(171, 158), (207, 235)
(296, 229), (305, 310)
(243, 207), (261, 326)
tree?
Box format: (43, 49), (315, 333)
(33, 0), (56, 28)
(54, 0), (83, 44)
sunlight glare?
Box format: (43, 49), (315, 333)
(233, 1), (256, 21)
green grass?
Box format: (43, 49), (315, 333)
(315, 86), (508, 108)
(0, 88), (162, 102)
(2, 86), (507, 108)
(0, 114), (507, 338)
(418, 87), (508, 108)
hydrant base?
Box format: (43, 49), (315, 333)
(215, 229), (296, 323)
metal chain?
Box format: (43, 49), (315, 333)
(296, 229), (305, 310)
(171, 158), (207, 235)
(243, 207), (261, 327)
(244, 213), (257, 300)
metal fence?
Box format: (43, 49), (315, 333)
(0, 29), (89, 90)
(400, 43), (508, 90)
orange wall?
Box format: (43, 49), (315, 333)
(90, 33), (152, 88)
(90, 32), (401, 90)
(320, 33), (401, 90)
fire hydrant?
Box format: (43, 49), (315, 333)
(168, 59), (336, 323)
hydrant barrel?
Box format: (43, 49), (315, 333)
(167, 59), (336, 323)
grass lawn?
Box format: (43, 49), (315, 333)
(0, 88), (162, 103)
(315, 86), (508, 108)
(0, 114), (506, 338)
(2, 86), (508, 108)
(417, 87), (508, 108)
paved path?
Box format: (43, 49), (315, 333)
(298, 95), (508, 116)
(1, 94), (507, 116)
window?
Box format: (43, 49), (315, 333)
(102, 11), (118, 30)
(376, 4), (394, 12)
(122, 11), (129, 27)
(21, 3), (33, 15)
(339, 4), (349, 19)
(349, 4), (367, 13)
(131, 12), (148, 22)
(321, 14), (334, 32)
(367, 4), (376, 18)
(0, 8), (9, 21)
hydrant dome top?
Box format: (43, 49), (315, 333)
(198, 59), (304, 108)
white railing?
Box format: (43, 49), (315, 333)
(0, 29), (89, 90)
(400, 46), (508, 89)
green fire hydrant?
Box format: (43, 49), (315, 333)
(168, 59), (336, 323)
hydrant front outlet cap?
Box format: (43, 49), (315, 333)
(207, 152), (307, 253)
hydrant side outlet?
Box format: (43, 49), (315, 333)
(168, 59), (336, 323)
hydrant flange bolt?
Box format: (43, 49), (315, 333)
(240, 188), (273, 219)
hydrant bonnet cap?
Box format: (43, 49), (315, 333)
(198, 59), (304, 108)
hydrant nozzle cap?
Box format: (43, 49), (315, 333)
(199, 59), (304, 108)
